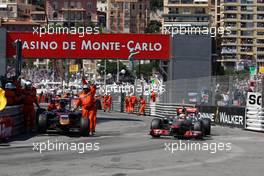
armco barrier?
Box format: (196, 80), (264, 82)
(0, 105), (24, 137)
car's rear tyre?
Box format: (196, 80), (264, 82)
(202, 118), (211, 135)
(80, 118), (90, 136)
(151, 118), (162, 129)
(38, 113), (47, 133)
(194, 121), (204, 139)
(150, 118), (162, 138)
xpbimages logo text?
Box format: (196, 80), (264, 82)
(164, 141), (232, 154)
(32, 139), (100, 154)
(163, 25), (232, 37)
(33, 25), (100, 37)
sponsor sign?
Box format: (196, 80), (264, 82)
(69, 64), (78, 73)
(246, 92), (261, 108)
(6, 32), (171, 60)
(197, 105), (216, 122)
(245, 92), (264, 131)
(198, 105), (245, 128)
(218, 107), (245, 128)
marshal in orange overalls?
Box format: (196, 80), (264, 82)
(22, 87), (39, 131)
(89, 84), (97, 132)
(138, 96), (146, 116)
(130, 95), (138, 113)
(76, 91), (96, 133)
(103, 95), (108, 112)
(106, 95), (112, 112)
(151, 91), (156, 103)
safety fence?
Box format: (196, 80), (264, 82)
(0, 105), (24, 140)
(158, 75), (249, 107)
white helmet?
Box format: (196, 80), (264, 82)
(25, 81), (32, 88)
(5, 83), (16, 89)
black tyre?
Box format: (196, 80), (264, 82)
(38, 113), (47, 133)
(80, 118), (90, 136)
(150, 118), (162, 138)
(202, 118), (211, 135)
(151, 118), (162, 129)
(193, 121), (204, 139)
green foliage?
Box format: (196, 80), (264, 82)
(150, 0), (163, 12)
(135, 61), (159, 79)
(145, 21), (162, 33)
(97, 60), (131, 77)
(224, 68), (249, 79)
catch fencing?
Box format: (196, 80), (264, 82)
(158, 75), (249, 107)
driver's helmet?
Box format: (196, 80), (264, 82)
(182, 107), (187, 114)
(179, 114), (186, 119)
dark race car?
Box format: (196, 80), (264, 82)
(36, 100), (90, 136)
(149, 107), (211, 139)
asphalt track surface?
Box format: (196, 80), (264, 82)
(0, 111), (264, 176)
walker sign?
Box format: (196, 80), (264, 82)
(6, 32), (171, 59)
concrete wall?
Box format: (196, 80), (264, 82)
(169, 35), (212, 80)
(0, 28), (6, 76)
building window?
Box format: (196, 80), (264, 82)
(70, 2), (75, 8)
(77, 2), (81, 8)
(87, 3), (92, 9)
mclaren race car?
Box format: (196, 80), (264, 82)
(36, 100), (90, 136)
(149, 107), (211, 139)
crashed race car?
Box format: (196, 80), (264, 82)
(149, 107), (211, 139)
(36, 100), (90, 136)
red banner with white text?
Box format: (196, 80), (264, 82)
(6, 32), (171, 60)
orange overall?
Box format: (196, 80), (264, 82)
(22, 89), (37, 130)
(5, 89), (19, 106)
(103, 95), (108, 111)
(90, 85), (97, 132)
(130, 96), (138, 112)
(106, 96), (112, 112)
(151, 91), (156, 103)
(76, 92), (96, 132)
(139, 98), (146, 115)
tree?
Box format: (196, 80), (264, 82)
(145, 20), (162, 33)
(97, 60), (133, 82)
(150, 0), (163, 12)
(135, 61), (160, 81)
